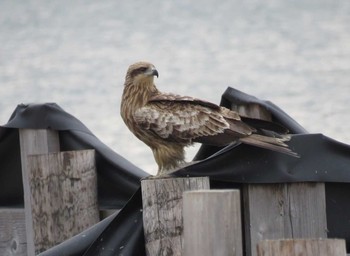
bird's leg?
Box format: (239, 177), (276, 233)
(142, 160), (201, 180)
(158, 161), (201, 176)
(155, 167), (176, 178)
(172, 160), (200, 170)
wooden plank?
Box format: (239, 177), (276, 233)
(257, 239), (346, 256)
(183, 189), (243, 256)
(243, 183), (327, 256)
(19, 129), (60, 256)
(141, 177), (210, 256)
(19, 129), (60, 156)
(27, 150), (99, 254)
(0, 209), (26, 256)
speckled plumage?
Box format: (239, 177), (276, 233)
(121, 61), (298, 175)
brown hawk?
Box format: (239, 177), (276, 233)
(121, 61), (298, 175)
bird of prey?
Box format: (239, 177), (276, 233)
(121, 61), (298, 175)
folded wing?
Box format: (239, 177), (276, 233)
(133, 94), (254, 145)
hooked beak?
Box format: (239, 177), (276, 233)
(145, 67), (159, 78)
(152, 69), (159, 78)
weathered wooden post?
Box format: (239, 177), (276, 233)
(27, 150), (99, 254)
(19, 129), (99, 255)
(183, 189), (243, 256)
(20, 129), (60, 255)
(141, 177), (210, 256)
(257, 239), (346, 256)
(243, 183), (327, 256)
(232, 104), (328, 256)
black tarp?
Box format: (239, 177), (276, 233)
(0, 87), (349, 255)
(0, 103), (147, 209)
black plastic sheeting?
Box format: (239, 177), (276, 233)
(0, 103), (147, 209)
(0, 87), (349, 255)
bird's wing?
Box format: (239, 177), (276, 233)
(149, 93), (222, 110)
(133, 94), (254, 144)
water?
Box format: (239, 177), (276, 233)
(1, 0), (349, 174)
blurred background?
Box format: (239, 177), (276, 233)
(0, 0), (349, 174)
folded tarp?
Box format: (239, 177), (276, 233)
(0, 103), (147, 209)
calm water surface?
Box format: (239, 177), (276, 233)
(1, 0), (349, 174)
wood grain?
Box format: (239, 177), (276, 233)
(27, 150), (99, 254)
(257, 239), (346, 256)
(0, 209), (27, 256)
(19, 129), (60, 256)
(243, 183), (327, 256)
(141, 177), (210, 256)
(183, 189), (243, 256)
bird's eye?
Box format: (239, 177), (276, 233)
(130, 67), (148, 77)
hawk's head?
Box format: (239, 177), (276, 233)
(125, 61), (159, 85)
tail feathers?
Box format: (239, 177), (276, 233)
(239, 134), (299, 158)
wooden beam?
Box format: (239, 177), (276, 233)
(141, 177), (210, 256)
(257, 239), (346, 256)
(0, 208), (26, 256)
(19, 129), (60, 256)
(243, 183), (327, 256)
(183, 189), (243, 256)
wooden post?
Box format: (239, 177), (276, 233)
(232, 103), (328, 256)
(257, 239), (346, 256)
(0, 209), (26, 256)
(183, 189), (243, 256)
(141, 177), (210, 256)
(19, 129), (99, 254)
(19, 129), (60, 256)
(27, 150), (99, 254)
(243, 183), (327, 256)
